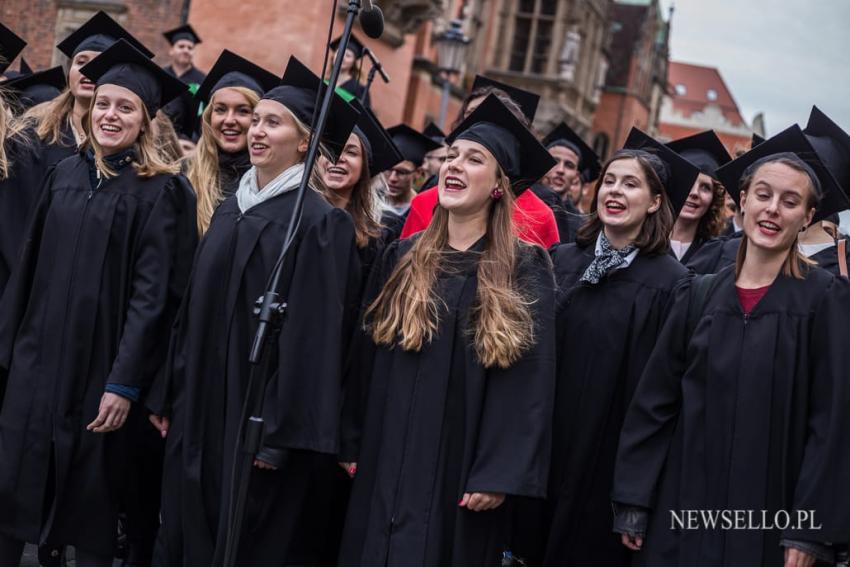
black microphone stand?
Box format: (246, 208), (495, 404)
(220, 1), (364, 565)
(361, 64), (378, 104)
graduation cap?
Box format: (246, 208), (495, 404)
(446, 93), (556, 192)
(666, 130), (732, 179)
(4, 64), (67, 110)
(329, 34), (366, 60)
(349, 99), (403, 174)
(751, 133), (765, 148)
(196, 50), (280, 107)
(470, 75), (540, 123)
(622, 127), (701, 216)
(262, 55), (361, 162)
(804, 106), (850, 197)
(386, 124), (441, 166)
(0, 22), (26, 75)
(80, 38), (186, 116)
(715, 124), (848, 223)
(162, 24), (201, 46)
(57, 11), (154, 59)
(423, 122), (446, 145)
(542, 122), (602, 181)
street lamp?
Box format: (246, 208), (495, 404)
(434, 19), (470, 129)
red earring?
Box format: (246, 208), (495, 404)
(491, 187), (504, 200)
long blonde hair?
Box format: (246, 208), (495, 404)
(186, 86), (261, 234)
(0, 88), (31, 180)
(367, 171), (536, 368)
(24, 89), (77, 146)
(81, 91), (180, 179)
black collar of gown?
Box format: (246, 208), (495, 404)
(217, 148), (252, 198)
(85, 146), (137, 186)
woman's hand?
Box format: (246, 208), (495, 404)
(621, 533), (644, 551)
(458, 492), (505, 512)
(87, 392), (131, 433)
(149, 414), (170, 438)
(253, 458), (278, 471)
(338, 462), (358, 478)
(784, 548), (815, 567)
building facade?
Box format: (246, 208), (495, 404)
(658, 61), (754, 154)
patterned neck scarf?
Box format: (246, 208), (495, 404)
(580, 232), (637, 284)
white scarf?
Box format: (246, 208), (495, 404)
(236, 163), (306, 213)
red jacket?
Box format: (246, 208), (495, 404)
(400, 186), (560, 248)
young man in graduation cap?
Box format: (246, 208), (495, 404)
(400, 75), (561, 248)
(162, 24), (206, 141)
(330, 33), (370, 106)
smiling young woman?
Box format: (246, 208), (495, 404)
(186, 50), (279, 234)
(531, 129), (698, 567)
(612, 126), (850, 567)
(146, 56), (362, 567)
(0, 39), (197, 567)
(337, 95), (557, 567)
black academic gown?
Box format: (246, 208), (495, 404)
(530, 183), (585, 244)
(338, 238), (557, 567)
(34, 122), (78, 168)
(669, 234), (710, 266)
(539, 243), (687, 567)
(339, 77), (370, 108)
(217, 149), (251, 200)
(0, 153), (197, 556)
(0, 135), (48, 298)
(807, 241), (850, 277)
(381, 208), (407, 244)
(612, 266), (850, 567)
(148, 188), (361, 567)
(685, 232), (742, 274)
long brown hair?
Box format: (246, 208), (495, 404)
(694, 178), (728, 241)
(734, 154), (820, 279)
(186, 86), (261, 234)
(82, 92), (180, 179)
(367, 171), (536, 368)
(576, 151), (675, 255)
(324, 135), (382, 248)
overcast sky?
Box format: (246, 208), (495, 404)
(658, 0), (850, 136)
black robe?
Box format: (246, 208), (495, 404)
(530, 183), (585, 244)
(163, 65), (207, 139)
(217, 149), (251, 200)
(339, 77), (370, 108)
(339, 238), (557, 567)
(806, 241), (850, 277)
(538, 244), (687, 567)
(0, 135), (48, 298)
(0, 155), (197, 556)
(685, 232), (742, 274)
(380, 208), (407, 244)
(148, 188), (361, 567)
(612, 266), (850, 566)
(34, 122), (78, 169)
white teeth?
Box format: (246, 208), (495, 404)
(445, 178), (465, 189)
(222, 130), (240, 136)
(101, 124), (120, 132)
(606, 201), (625, 209)
(759, 221), (780, 230)
(251, 143), (267, 149)
(328, 167), (347, 175)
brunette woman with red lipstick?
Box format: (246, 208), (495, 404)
(536, 128), (698, 567)
(612, 125), (850, 567)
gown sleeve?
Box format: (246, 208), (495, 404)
(610, 277), (693, 509)
(258, 207), (362, 455)
(338, 239), (403, 462)
(783, 275), (850, 544)
(464, 245), (558, 498)
(105, 176), (198, 392)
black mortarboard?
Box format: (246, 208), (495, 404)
(446, 94), (556, 192)
(19, 58), (33, 75)
(195, 50), (280, 106)
(350, 99), (403, 174)
(715, 124), (847, 223)
(751, 133), (765, 148)
(330, 34), (366, 60)
(542, 122), (602, 181)
(4, 64), (66, 109)
(162, 24), (201, 46)
(262, 56), (361, 162)
(622, 127), (701, 216)
(0, 22), (26, 75)
(57, 11), (153, 59)
(804, 106), (850, 196)
(387, 124), (441, 166)
(423, 122), (446, 144)
(666, 130), (732, 179)
(470, 75), (540, 123)
(80, 39), (186, 116)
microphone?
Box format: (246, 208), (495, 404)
(363, 47), (390, 83)
(359, 1), (384, 39)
